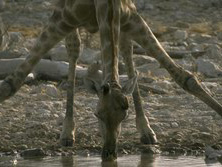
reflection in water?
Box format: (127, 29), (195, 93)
(101, 160), (118, 167)
(100, 153), (156, 167)
(1, 153), (222, 167)
(61, 156), (74, 167)
(138, 153), (156, 167)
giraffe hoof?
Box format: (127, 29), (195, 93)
(140, 134), (158, 145)
(60, 139), (74, 147)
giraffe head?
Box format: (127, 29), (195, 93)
(84, 63), (137, 161)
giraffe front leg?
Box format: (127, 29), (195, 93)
(120, 34), (157, 144)
(60, 29), (81, 146)
(0, 7), (76, 103)
(124, 13), (222, 117)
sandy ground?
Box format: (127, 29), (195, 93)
(0, 0), (222, 157)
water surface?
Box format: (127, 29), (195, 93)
(0, 154), (221, 167)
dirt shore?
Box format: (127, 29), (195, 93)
(0, 0), (222, 157)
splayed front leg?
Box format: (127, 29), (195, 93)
(60, 30), (80, 146)
(60, 117), (75, 146)
(120, 35), (157, 144)
(126, 13), (222, 117)
(178, 69), (222, 117)
(136, 115), (157, 144)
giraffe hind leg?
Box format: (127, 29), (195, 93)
(120, 34), (157, 144)
(124, 12), (222, 117)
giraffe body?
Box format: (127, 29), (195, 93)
(0, 0), (222, 161)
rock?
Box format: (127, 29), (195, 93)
(24, 73), (36, 83)
(189, 43), (207, 52)
(0, 0), (5, 11)
(199, 132), (213, 140)
(189, 34), (217, 44)
(135, 0), (154, 10)
(152, 68), (170, 78)
(175, 21), (190, 29)
(79, 48), (100, 64)
(37, 109), (51, 118)
(136, 62), (159, 74)
(205, 146), (222, 161)
(20, 148), (46, 158)
(46, 45), (99, 63)
(206, 44), (222, 60)
(7, 32), (25, 50)
(133, 55), (157, 66)
(195, 58), (222, 78)
(161, 29), (188, 42)
(173, 30), (188, 41)
(46, 44), (68, 61)
(198, 0), (222, 8)
(44, 84), (60, 98)
(18, 144), (28, 150)
(171, 122), (179, 128)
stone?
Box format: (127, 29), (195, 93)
(20, 148), (46, 158)
(18, 144), (28, 150)
(44, 84), (60, 98)
(190, 33), (217, 44)
(79, 48), (100, 64)
(47, 44), (68, 62)
(173, 30), (188, 41)
(171, 122), (179, 128)
(152, 68), (170, 78)
(136, 62), (159, 74)
(0, 0), (5, 11)
(135, 0), (153, 10)
(133, 55), (157, 66)
(205, 146), (222, 161)
(37, 109), (51, 118)
(7, 32), (25, 49)
(195, 58), (222, 78)
(206, 44), (222, 60)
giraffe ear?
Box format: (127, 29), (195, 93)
(121, 75), (137, 95)
(83, 77), (101, 95)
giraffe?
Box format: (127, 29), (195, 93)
(0, 0), (222, 161)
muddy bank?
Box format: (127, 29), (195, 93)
(0, 0), (222, 158)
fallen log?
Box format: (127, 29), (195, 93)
(0, 58), (87, 81)
(0, 58), (131, 83)
(138, 83), (168, 94)
(133, 47), (206, 59)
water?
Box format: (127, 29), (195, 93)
(0, 154), (221, 167)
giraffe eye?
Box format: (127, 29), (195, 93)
(101, 83), (110, 95)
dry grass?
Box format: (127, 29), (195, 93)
(8, 26), (41, 37)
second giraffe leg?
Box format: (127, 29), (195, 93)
(60, 29), (81, 146)
(120, 35), (157, 144)
(123, 12), (222, 116)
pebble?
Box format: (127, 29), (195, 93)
(20, 148), (46, 158)
(44, 84), (61, 98)
(171, 122), (179, 128)
(195, 58), (222, 78)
